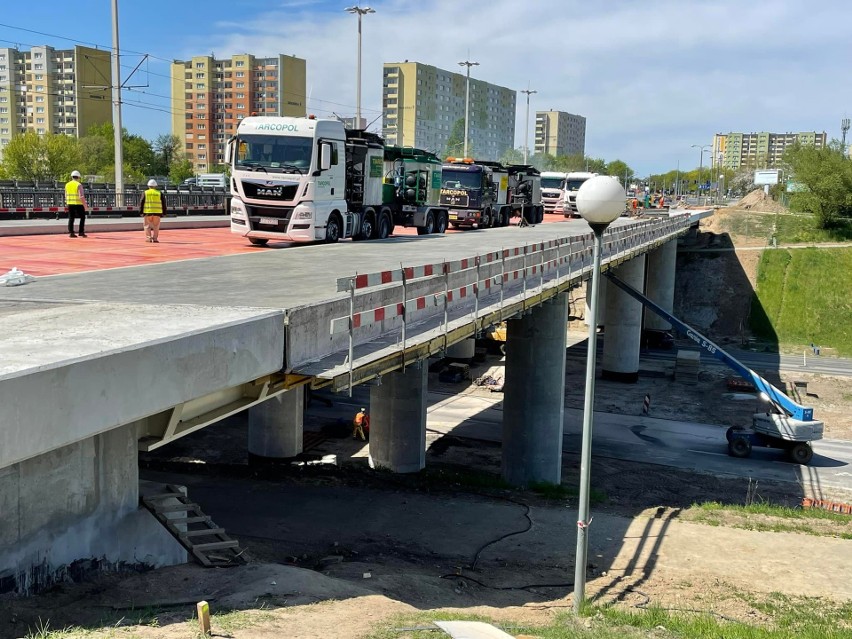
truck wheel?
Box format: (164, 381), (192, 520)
(481, 209), (491, 228)
(417, 211), (435, 235)
(376, 211), (391, 239)
(248, 238), (269, 246)
(787, 442), (813, 465)
(325, 213), (342, 244)
(728, 436), (752, 458)
(356, 209), (376, 241)
(536, 206), (544, 224)
(435, 211), (448, 234)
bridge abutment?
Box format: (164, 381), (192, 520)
(602, 256), (645, 382)
(248, 387), (305, 460)
(369, 362), (428, 473)
(0, 421), (184, 594)
(501, 293), (568, 486)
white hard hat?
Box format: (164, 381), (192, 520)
(147, 179), (158, 187)
(71, 170), (81, 178)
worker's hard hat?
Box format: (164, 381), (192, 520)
(71, 170), (81, 178)
(360, 407), (366, 411)
(147, 179), (158, 187)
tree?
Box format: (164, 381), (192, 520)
(0, 131), (82, 181)
(169, 157), (194, 184)
(152, 134), (182, 176)
(606, 159), (633, 183)
(444, 118), (471, 158)
(783, 140), (852, 228)
(78, 123), (156, 181)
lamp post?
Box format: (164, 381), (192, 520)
(345, 5), (375, 129)
(459, 59), (479, 157)
(520, 87), (537, 164)
(691, 144), (710, 205)
(111, 0), (124, 206)
(572, 176), (625, 614)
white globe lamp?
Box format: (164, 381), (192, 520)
(576, 176), (625, 226)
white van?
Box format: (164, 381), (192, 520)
(197, 173), (228, 188)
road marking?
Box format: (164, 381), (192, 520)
(686, 449), (728, 457)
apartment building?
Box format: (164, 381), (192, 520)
(171, 54), (306, 173)
(534, 110), (586, 157)
(712, 131), (827, 170)
(381, 61), (516, 161)
(0, 45), (111, 159)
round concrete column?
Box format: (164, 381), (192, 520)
(584, 277), (607, 327)
(369, 361), (428, 473)
(644, 240), (677, 331)
(502, 293), (568, 486)
(248, 386), (304, 459)
(446, 337), (476, 360)
(601, 256), (645, 383)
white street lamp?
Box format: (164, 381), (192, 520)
(345, 6), (375, 129)
(521, 87), (537, 165)
(691, 144), (711, 205)
(572, 176), (625, 615)
(458, 59), (479, 157)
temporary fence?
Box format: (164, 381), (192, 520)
(316, 215), (691, 390)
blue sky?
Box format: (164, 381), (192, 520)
(2, 0), (850, 175)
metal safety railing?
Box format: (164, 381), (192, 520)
(325, 214), (691, 390)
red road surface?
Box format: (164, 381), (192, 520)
(0, 214), (568, 277)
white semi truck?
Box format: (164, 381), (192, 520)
(561, 171), (599, 217)
(540, 171), (567, 213)
(227, 116), (448, 245)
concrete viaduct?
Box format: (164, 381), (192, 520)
(0, 211), (708, 592)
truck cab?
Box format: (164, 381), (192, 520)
(562, 171), (598, 217)
(440, 158), (510, 229)
(540, 171), (567, 214)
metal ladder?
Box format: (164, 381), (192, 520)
(141, 484), (247, 567)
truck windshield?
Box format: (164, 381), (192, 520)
(442, 169), (481, 190)
(565, 178), (590, 190)
(541, 177), (565, 189)
(235, 134), (313, 174)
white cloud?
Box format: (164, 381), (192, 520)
(181, 0), (851, 174)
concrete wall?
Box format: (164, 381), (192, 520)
(0, 422), (184, 594)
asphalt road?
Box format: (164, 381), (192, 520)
(307, 383), (852, 494)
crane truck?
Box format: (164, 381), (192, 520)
(605, 271), (823, 464)
(440, 158), (544, 229)
(227, 116), (448, 245)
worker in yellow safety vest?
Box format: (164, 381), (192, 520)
(139, 179), (166, 243)
(65, 170), (88, 237)
(352, 407), (370, 441)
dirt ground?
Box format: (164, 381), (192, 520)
(3, 212), (852, 639)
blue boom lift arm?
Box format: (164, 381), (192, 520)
(604, 271), (814, 422)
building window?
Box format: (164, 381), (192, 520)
(235, 60), (244, 67)
(195, 62), (204, 69)
(235, 71), (244, 78)
(197, 124), (206, 129)
(195, 73), (205, 79)
(196, 83), (205, 89)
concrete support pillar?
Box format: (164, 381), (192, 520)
(601, 256), (645, 383)
(644, 239), (677, 331)
(502, 293), (568, 486)
(584, 278), (607, 326)
(248, 387), (304, 459)
(446, 337), (476, 360)
(369, 361), (428, 473)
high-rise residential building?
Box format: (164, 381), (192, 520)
(381, 61), (516, 161)
(712, 131), (827, 170)
(171, 53), (306, 173)
(0, 45), (111, 159)
(534, 110), (586, 157)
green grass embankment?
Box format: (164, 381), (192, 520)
(750, 248), (852, 355)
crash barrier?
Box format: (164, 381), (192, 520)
(285, 215), (692, 389)
(0, 182), (229, 217)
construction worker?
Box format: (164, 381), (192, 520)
(65, 170), (87, 238)
(139, 179), (166, 243)
(352, 407), (370, 441)
(631, 197), (639, 215)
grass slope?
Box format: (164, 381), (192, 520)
(751, 248), (852, 355)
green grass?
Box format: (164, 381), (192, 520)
(367, 598), (852, 639)
(689, 501), (852, 538)
(720, 211), (852, 243)
(750, 248), (852, 355)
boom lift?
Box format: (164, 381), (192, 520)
(605, 271), (824, 465)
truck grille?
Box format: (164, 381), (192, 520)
(242, 181), (299, 201)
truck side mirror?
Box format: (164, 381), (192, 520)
(224, 139), (233, 165)
(320, 143), (332, 171)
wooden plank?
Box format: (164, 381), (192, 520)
(167, 516), (211, 525)
(182, 528), (226, 538)
(192, 540), (240, 551)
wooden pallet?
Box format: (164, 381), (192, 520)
(141, 484), (246, 567)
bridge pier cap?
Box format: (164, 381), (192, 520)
(573, 174), (625, 614)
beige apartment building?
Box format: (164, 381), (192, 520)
(0, 45), (111, 159)
(171, 54), (306, 173)
(534, 110), (586, 157)
(712, 131), (827, 170)
(381, 61), (516, 161)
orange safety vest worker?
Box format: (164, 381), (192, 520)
(142, 188), (164, 215)
(65, 180), (83, 206)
